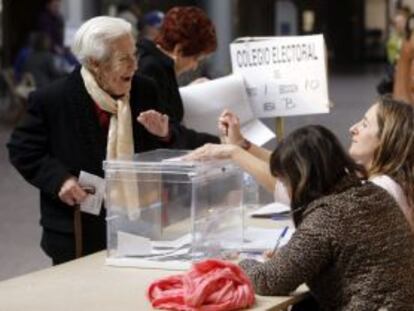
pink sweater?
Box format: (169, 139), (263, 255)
(147, 259), (255, 311)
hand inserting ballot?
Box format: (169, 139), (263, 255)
(218, 109), (245, 145)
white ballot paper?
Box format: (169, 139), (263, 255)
(180, 74), (275, 146)
(117, 231), (152, 257)
(78, 171), (105, 215)
(249, 202), (290, 218)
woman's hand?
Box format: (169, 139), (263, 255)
(262, 249), (276, 261)
(137, 110), (169, 138)
(182, 143), (239, 161)
(190, 77), (210, 85)
(218, 109), (245, 145)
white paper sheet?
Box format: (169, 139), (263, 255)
(249, 202), (290, 218)
(105, 257), (191, 270)
(78, 171), (105, 215)
(116, 231), (152, 257)
(116, 231), (192, 257)
(152, 234), (192, 249)
(242, 226), (294, 252)
(180, 74), (275, 146)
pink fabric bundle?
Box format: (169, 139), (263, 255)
(147, 259), (256, 311)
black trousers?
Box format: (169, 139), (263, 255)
(40, 214), (106, 265)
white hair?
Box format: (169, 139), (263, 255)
(72, 16), (133, 65)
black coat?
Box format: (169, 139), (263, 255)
(138, 39), (220, 149)
(8, 68), (170, 240)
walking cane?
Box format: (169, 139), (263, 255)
(74, 186), (96, 259)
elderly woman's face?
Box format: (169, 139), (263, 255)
(94, 34), (137, 96)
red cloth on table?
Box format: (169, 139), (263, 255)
(147, 259), (255, 311)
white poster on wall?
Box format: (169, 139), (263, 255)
(230, 34), (329, 118)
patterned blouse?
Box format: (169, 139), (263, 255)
(239, 176), (414, 310)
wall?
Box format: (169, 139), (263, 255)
(365, 0), (386, 33)
(275, 0), (298, 35)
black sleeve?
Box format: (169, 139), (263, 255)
(46, 54), (64, 80)
(7, 91), (71, 195)
(138, 61), (168, 107)
(138, 58), (183, 123)
(131, 75), (173, 150)
(135, 69), (220, 150)
(170, 122), (220, 150)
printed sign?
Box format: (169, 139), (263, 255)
(230, 35), (329, 118)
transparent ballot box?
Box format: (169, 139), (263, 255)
(104, 149), (244, 267)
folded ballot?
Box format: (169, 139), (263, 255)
(180, 74), (275, 146)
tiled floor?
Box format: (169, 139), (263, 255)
(0, 66), (381, 281)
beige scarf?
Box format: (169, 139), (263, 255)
(81, 66), (133, 160)
(81, 66), (141, 220)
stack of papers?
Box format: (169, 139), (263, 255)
(116, 231), (191, 258)
(249, 202), (290, 218)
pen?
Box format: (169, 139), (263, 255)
(270, 226), (289, 257)
(271, 213), (290, 221)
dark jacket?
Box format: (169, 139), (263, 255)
(240, 177), (414, 310)
(37, 10), (64, 50)
(24, 51), (63, 88)
(8, 68), (170, 240)
(138, 39), (220, 149)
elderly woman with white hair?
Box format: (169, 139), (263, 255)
(7, 16), (174, 265)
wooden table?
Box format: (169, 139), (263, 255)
(0, 215), (308, 310)
(0, 251), (307, 311)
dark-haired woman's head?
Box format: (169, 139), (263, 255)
(270, 125), (365, 225)
(155, 6), (217, 75)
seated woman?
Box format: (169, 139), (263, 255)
(187, 124), (414, 309)
(349, 96), (414, 230)
(187, 97), (414, 231)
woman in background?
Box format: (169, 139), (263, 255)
(138, 6), (220, 149)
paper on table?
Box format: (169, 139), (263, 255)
(78, 171), (105, 215)
(116, 231), (152, 257)
(116, 231), (192, 257)
(180, 74), (275, 146)
(152, 234), (192, 249)
(249, 202), (290, 218)
(242, 226), (294, 252)
(105, 257), (191, 270)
